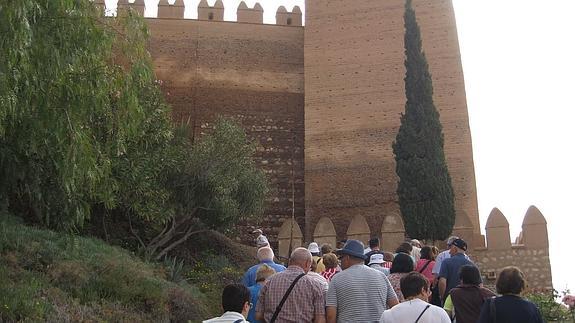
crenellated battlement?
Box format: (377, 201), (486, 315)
(95, 0), (302, 26)
(483, 205), (549, 251)
(471, 206), (552, 291)
(158, 0), (184, 19)
(237, 1), (263, 24)
(198, 0), (224, 21)
(276, 5), (302, 26)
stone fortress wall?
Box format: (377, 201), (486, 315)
(103, 0), (308, 246)
(95, 0), (553, 288)
(471, 206), (553, 291)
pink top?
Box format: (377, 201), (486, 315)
(414, 259), (435, 284)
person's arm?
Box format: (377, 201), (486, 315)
(438, 277), (447, 301)
(326, 306), (337, 323)
(314, 314), (326, 323)
(255, 312), (264, 321)
(383, 273), (399, 308)
(387, 297), (399, 308)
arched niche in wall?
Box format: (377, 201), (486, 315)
(277, 218), (303, 259)
(313, 217), (337, 250)
(381, 213), (405, 251)
(346, 214), (370, 245)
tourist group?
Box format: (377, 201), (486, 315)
(203, 234), (544, 323)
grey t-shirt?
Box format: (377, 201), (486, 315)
(327, 264), (398, 323)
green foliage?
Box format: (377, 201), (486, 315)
(163, 256), (187, 283)
(525, 289), (574, 322)
(145, 118), (268, 260)
(185, 251), (244, 315)
(0, 0), (174, 229)
(392, 0), (456, 241)
(175, 118), (268, 229)
(0, 0), (267, 259)
(0, 214), (210, 321)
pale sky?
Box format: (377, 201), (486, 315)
(107, 0), (575, 292)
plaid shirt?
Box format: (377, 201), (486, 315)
(256, 266), (325, 323)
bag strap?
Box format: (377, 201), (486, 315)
(269, 273), (306, 323)
(489, 297), (497, 323)
(232, 320), (244, 323)
(418, 260), (432, 273)
(414, 304), (431, 323)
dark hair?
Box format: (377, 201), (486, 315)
(320, 243), (333, 255)
(322, 253), (338, 269)
(369, 237), (380, 248)
(222, 283), (250, 313)
(459, 265), (482, 285)
(400, 272), (429, 298)
(420, 246), (435, 260)
(431, 246), (440, 258)
(496, 266), (527, 295)
(395, 242), (413, 254)
(390, 252), (414, 274)
(383, 252), (394, 262)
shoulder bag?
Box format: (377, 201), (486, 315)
(414, 304), (431, 323)
(269, 273), (306, 323)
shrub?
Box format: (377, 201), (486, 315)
(525, 289), (572, 322)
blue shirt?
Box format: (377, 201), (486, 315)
(438, 253), (475, 297)
(242, 261), (286, 287)
(247, 284), (263, 323)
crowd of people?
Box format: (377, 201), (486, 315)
(204, 233), (544, 323)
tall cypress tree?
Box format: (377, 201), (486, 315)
(392, 0), (456, 241)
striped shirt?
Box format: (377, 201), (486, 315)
(326, 264), (398, 323)
(256, 266), (325, 323)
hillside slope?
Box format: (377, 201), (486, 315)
(0, 215), (210, 322)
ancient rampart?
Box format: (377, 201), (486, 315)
(94, 0), (307, 244)
(94, 0), (479, 250)
(470, 206), (553, 291)
(93, 2), (552, 291)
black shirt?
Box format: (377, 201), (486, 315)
(477, 294), (544, 323)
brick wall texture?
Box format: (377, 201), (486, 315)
(145, 0), (479, 248)
(304, 0), (481, 245)
(146, 19), (306, 245)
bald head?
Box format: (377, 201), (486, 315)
(257, 247), (274, 262)
(289, 247), (312, 271)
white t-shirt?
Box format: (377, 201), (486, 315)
(203, 311), (248, 323)
(380, 298), (451, 323)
